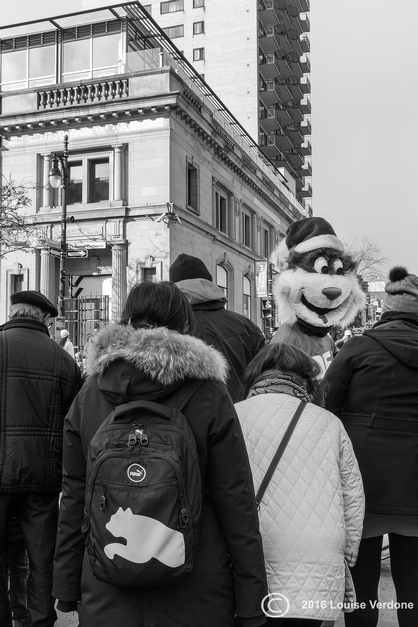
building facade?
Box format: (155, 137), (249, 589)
(110, 0), (312, 210)
(0, 2), (307, 347)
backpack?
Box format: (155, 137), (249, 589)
(82, 381), (202, 587)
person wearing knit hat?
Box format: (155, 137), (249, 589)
(59, 328), (75, 358)
(0, 293), (81, 627)
(169, 253), (265, 402)
(324, 265), (418, 627)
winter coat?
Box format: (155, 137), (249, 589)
(53, 324), (267, 627)
(235, 393), (365, 622)
(324, 312), (418, 519)
(0, 318), (82, 493)
(175, 278), (266, 401)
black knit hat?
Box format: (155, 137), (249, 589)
(10, 290), (58, 317)
(383, 266), (418, 314)
(169, 254), (213, 282)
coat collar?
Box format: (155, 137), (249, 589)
(85, 323), (228, 386)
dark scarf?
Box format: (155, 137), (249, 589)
(248, 369), (311, 402)
(296, 318), (333, 338)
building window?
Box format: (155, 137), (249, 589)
(193, 48), (205, 61)
(160, 0), (184, 14)
(187, 160), (199, 211)
(262, 226), (270, 259)
(162, 25), (184, 39)
(242, 211), (251, 248)
(243, 276), (251, 319)
(193, 22), (205, 35)
(89, 159), (110, 203)
(217, 265), (228, 302)
(53, 155), (110, 207)
(62, 31), (120, 82)
(0, 42), (56, 91)
(215, 191), (228, 234)
(143, 4), (152, 14)
(144, 267), (157, 282)
(193, 0), (204, 6)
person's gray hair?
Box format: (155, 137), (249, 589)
(10, 303), (50, 324)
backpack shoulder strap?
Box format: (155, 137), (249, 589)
(255, 400), (307, 508)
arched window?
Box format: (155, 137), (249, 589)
(217, 264), (228, 305)
(243, 275), (251, 319)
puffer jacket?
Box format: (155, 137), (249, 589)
(175, 278), (266, 401)
(235, 393), (364, 622)
(0, 318), (82, 493)
(53, 323), (267, 627)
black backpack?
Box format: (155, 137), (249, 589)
(82, 382), (202, 587)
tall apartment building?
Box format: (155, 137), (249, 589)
(121, 0), (312, 210)
(0, 1), (307, 343)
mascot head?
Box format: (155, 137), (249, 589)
(274, 217), (366, 331)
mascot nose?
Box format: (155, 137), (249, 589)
(322, 287), (342, 301)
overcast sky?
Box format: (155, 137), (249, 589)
(2, 0), (417, 279)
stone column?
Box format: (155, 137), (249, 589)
(43, 154), (51, 208)
(251, 213), (258, 253)
(113, 145), (123, 202)
(227, 193), (235, 240)
(40, 248), (51, 299)
(111, 241), (128, 321)
(212, 178), (217, 227)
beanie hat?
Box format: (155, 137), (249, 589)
(278, 217), (344, 261)
(60, 329), (69, 338)
(169, 253), (213, 282)
(10, 290), (58, 317)
(383, 266), (418, 313)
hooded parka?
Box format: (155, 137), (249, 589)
(324, 312), (418, 526)
(235, 392), (364, 622)
(53, 323), (267, 627)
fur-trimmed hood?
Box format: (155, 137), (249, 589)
(85, 323), (228, 386)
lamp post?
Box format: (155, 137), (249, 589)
(49, 134), (69, 317)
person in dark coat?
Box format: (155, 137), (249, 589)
(53, 280), (267, 627)
(169, 254), (266, 402)
(0, 291), (82, 627)
(324, 266), (418, 627)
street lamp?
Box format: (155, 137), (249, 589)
(49, 134), (69, 317)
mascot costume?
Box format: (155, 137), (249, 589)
(271, 216), (365, 378)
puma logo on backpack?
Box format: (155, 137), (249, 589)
(82, 382), (202, 587)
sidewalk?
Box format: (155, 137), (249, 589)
(55, 561), (397, 627)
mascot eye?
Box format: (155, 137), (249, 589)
(334, 259), (344, 275)
(314, 257), (329, 274)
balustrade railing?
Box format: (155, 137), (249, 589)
(38, 79), (129, 109)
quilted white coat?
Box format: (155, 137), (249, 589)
(235, 393), (365, 621)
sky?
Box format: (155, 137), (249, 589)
(1, 0), (417, 279)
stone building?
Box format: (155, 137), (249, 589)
(0, 1), (307, 347)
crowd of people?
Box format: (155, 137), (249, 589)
(0, 255), (417, 627)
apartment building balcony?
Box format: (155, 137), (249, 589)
(298, 161), (312, 177)
(286, 102), (303, 124)
(259, 105), (283, 132)
(284, 123), (303, 145)
(300, 118), (311, 135)
(287, 78), (304, 101)
(300, 33), (310, 53)
(259, 133), (286, 159)
(286, 6), (303, 36)
(300, 54), (311, 73)
(301, 96), (311, 114)
(277, 8), (292, 31)
(300, 75), (311, 94)
(260, 129), (293, 152)
(259, 78), (281, 106)
(284, 147), (304, 170)
(258, 0), (279, 27)
(290, 36), (303, 59)
(300, 139), (312, 156)
(259, 52), (292, 80)
(298, 182), (313, 198)
(300, 12), (310, 32)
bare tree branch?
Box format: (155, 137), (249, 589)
(0, 176), (47, 257)
(343, 236), (391, 281)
